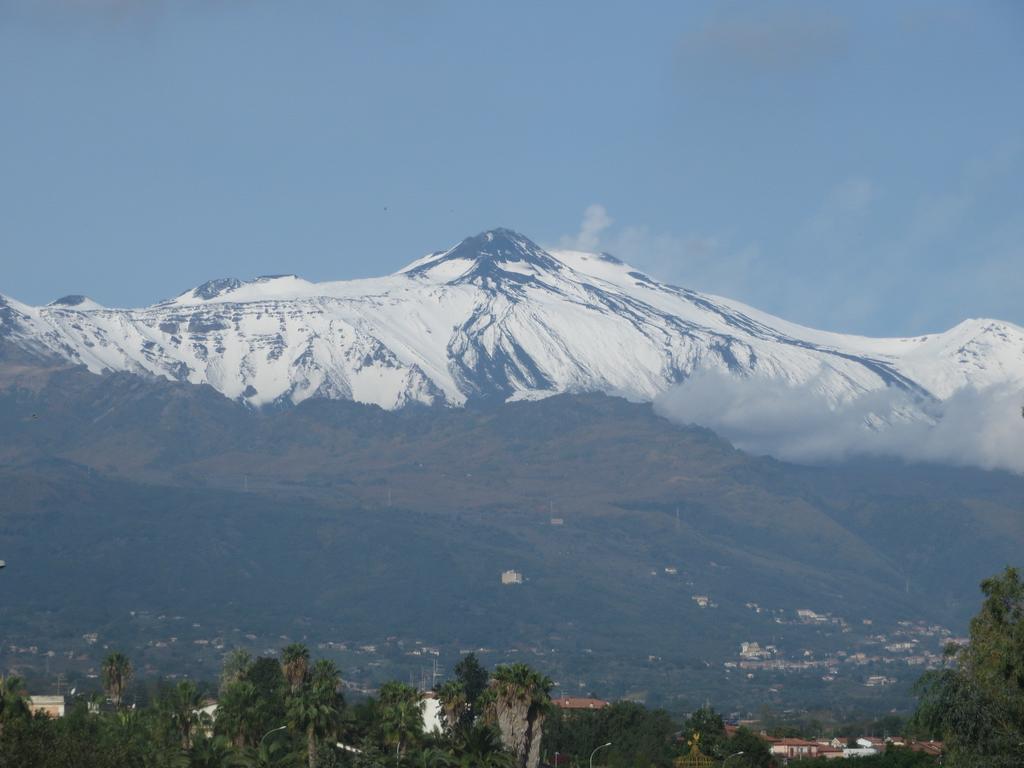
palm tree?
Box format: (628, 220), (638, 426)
(487, 665), (552, 768)
(378, 682), (425, 764)
(0, 676), (30, 737)
(436, 680), (468, 734)
(216, 679), (260, 748)
(220, 648), (253, 694)
(453, 723), (514, 768)
(236, 731), (301, 768)
(410, 746), (457, 768)
(162, 679), (205, 750)
(101, 651), (134, 709)
(281, 644), (310, 694)
(184, 734), (236, 768)
(288, 659), (342, 768)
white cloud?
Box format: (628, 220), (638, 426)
(559, 203), (613, 252)
(555, 205), (764, 299)
(654, 370), (1024, 474)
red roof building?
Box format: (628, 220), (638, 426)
(553, 696), (610, 711)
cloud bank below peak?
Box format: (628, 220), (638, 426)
(653, 370), (1024, 475)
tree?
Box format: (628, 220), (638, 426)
(454, 654), (490, 711)
(101, 652), (134, 710)
(541, 700), (675, 768)
(683, 706), (725, 758)
(378, 681), (425, 762)
(236, 729), (302, 768)
(221, 649), (254, 695)
(287, 658), (343, 768)
(409, 745), (457, 768)
(0, 676), (30, 738)
(912, 566), (1024, 766)
(487, 664), (552, 768)
(160, 679), (205, 750)
(216, 680), (261, 748)
(452, 722), (514, 768)
(727, 726), (774, 768)
(281, 644), (311, 695)
(437, 680), (468, 734)
(239, 656), (289, 743)
(185, 733), (237, 768)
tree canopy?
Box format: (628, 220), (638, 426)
(912, 566), (1024, 766)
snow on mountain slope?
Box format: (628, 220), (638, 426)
(1, 229), (1022, 413)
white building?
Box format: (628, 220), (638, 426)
(29, 696), (66, 718)
(421, 693), (443, 733)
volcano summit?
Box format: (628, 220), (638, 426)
(1, 229), (1022, 412)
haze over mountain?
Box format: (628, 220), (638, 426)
(2, 228), (1022, 470)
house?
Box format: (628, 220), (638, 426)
(769, 738), (820, 761)
(796, 609), (827, 623)
(740, 642), (768, 659)
(553, 696), (609, 711)
(28, 695), (66, 718)
(857, 737), (887, 751)
(843, 747), (879, 758)
(501, 570), (523, 585)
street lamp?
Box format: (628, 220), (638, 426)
(259, 725), (287, 747)
(723, 752), (744, 767)
(589, 742), (612, 768)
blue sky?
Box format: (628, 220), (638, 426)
(1, 0), (1021, 336)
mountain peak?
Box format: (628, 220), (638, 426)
(4, 227), (1022, 415)
(405, 228), (563, 283)
(48, 295), (104, 311)
(191, 278), (243, 301)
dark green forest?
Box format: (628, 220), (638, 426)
(6, 566), (1024, 766)
(2, 367), (1023, 709)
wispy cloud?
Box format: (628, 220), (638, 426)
(559, 203), (613, 252)
(554, 204), (765, 301)
(676, 4), (849, 79)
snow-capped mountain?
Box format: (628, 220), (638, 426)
(2, 229), (1023, 411)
